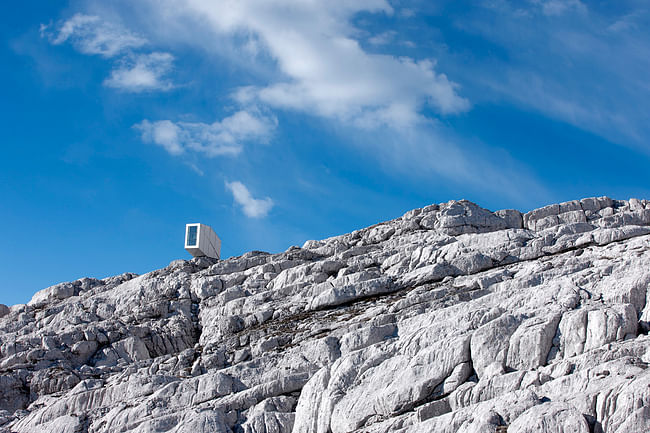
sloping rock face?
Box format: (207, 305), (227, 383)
(1, 197), (650, 433)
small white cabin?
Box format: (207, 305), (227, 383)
(185, 223), (221, 259)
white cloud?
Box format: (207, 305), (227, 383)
(135, 120), (183, 155)
(607, 11), (642, 33)
(42, 1), (550, 200)
(536, 0), (587, 16)
(158, 0), (469, 128)
(104, 52), (174, 92)
(451, 2), (650, 149)
(44, 13), (147, 58)
(367, 30), (397, 45)
(400, 8), (416, 18)
(134, 110), (276, 157)
(346, 121), (550, 204)
(44, 13), (177, 93)
(225, 181), (274, 218)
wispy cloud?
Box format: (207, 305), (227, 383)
(42, 13), (146, 58)
(533, 0), (587, 16)
(447, 1), (650, 151)
(607, 10), (645, 33)
(225, 181), (274, 218)
(367, 30), (397, 45)
(134, 110), (277, 157)
(134, 120), (183, 155)
(43, 13), (175, 93)
(121, 0), (542, 200)
(47, 1), (548, 200)
(164, 0), (469, 128)
(104, 52), (174, 92)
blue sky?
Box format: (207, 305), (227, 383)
(1, 0), (649, 306)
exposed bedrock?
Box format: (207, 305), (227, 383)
(1, 197), (650, 432)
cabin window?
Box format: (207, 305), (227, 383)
(186, 225), (198, 246)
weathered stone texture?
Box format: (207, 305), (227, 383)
(1, 197), (650, 432)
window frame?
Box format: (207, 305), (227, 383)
(186, 224), (199, 247)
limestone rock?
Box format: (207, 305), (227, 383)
(1, 196), (650, 432)
(508, 402), (590, 433)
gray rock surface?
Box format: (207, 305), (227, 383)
(1, 197), (650, 432)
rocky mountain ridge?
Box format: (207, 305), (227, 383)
(1, 196), (650, 432)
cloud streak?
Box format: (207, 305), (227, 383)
(134, 110), (277, 157)
(47, 1), (555, 202)
(225, 181), (274, 218)
(43, 13), (147, 58)
(121, 0), (544, 202)
(160, 0), (469, 128)
(104, 52), (174, 92)
(444, 1), (650, 151)
(534, 0), (587, 16)
(43, 13), (175, 93)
